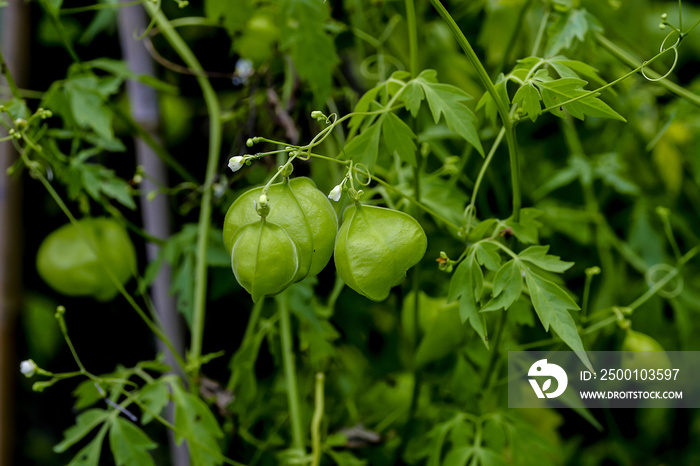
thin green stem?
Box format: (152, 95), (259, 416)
(679, 0), (683, 32)
(0, 51), (22, 99)
(110, 104), (197, 183)
(226, 298), (265, 392)
(278, 292), (305, 453)
(60, 0), (144, 14)
(494, 0), (533, 76)
(465, 127), (506, 232)
(405, 0), (418, 76)
(595, 33), (700, 108)
(55, 308), (87, 374)
(310, 373), (325, 466)
(145, 4), (223, 380)
(627, 245), (700, 312)
(429, 0), (521, 221)
(531, 6), (550, 57)
(370, 174), (460, 231)
(660, 213), (682, 260)
(481, 310), (507, 390)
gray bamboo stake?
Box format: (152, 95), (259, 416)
(117, 3), (189, 465)
(0, 2), (29, 465)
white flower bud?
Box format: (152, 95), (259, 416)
(328, 184), (342, 202)
(20, 360), (37, 378)
(228, 156), (245, 172)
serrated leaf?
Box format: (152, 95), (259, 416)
(400, 80), (425, 117)
(138, 380), (170, 425)
(280, 0), (339, 105)
(481, 259), (522, 312)
(382, 112), (417, 166)
(518, 245), (574, 273)
(506, 208), (543, 244)
(509, 57), (543, 82)
(419, 79), (483, 155)
(548, 57), (606, 87)
(205, 0), (254, 35)
(55, 409), (110, 453)
(474, 242), (502, 271)
(534, 77), (625, 121)
(109, 417), (157, 466)
(513, 83), (542, 122)
(342, 122), (382, 170)
(545, 9), (590, 57)
(524, 269), (592, 371)
(476, 74), (509, 129)
(348, 85), (382, 132)
(171, 383), (224, 466)
(67, 427), (108, 466)
(448, 253), (488, 348)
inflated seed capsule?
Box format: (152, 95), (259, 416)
(230, 219), (299, 303)
(224, 177), (338, 281)
(334, 204), (427, 301)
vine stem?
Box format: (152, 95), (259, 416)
(594, 33), (700, 108)
(428, 0), (521, 221)
(144, 3), (223, 380)
(277, 291), (305, 453)
(310, 373), (325, 466)
(405, 0), (418, 77)
(0, 51), (22, 99)
(480, 310), (507, 390)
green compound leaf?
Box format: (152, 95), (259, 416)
(447, 251), (488, 348)
(54, 409), (110, 453)
(382, 112), (417, 166)
(342, 121), (382, 171)
(416, 71), (484, 155)
(523, 269), (593, 371)
(518, 245), (574, 273)
(481, 259), (522, 312)
(109, 417), (157, 466)
(138, 379), (170, 425)
(533, 77), (626, 122)
(513, 82), (542, 122)
(171, 382), (224, 466)
(280, 0), (339, 105)
(67, 426), (108, 466)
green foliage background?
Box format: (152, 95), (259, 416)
(3, 0), (700, 465)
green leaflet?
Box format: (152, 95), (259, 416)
(138, 379), (170, 425)
(171, 382), (225, 466)
(109, 417), (157, 466)
(533, 77), (626, 122)
(67, 426), (108, 466)
(280, 0), (339, 105)
(481, 259), (522, 313)
(54, 409), (110, 453)
(523, 268), (593, 371)
(447, 250), (488, 348)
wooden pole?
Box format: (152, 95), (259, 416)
(117, 2), (189, 465)
(0, 2), (29, 465)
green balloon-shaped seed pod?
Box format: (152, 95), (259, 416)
(223, 177), (338, 281)
(36, 217), (137, 302)
(230, 219), (300, 303)
(334, 204), (427, 301)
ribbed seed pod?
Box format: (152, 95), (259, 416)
(223, 177), (337, 281)
(230, 219), (299, 303)
(334, 204), (427, 301)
